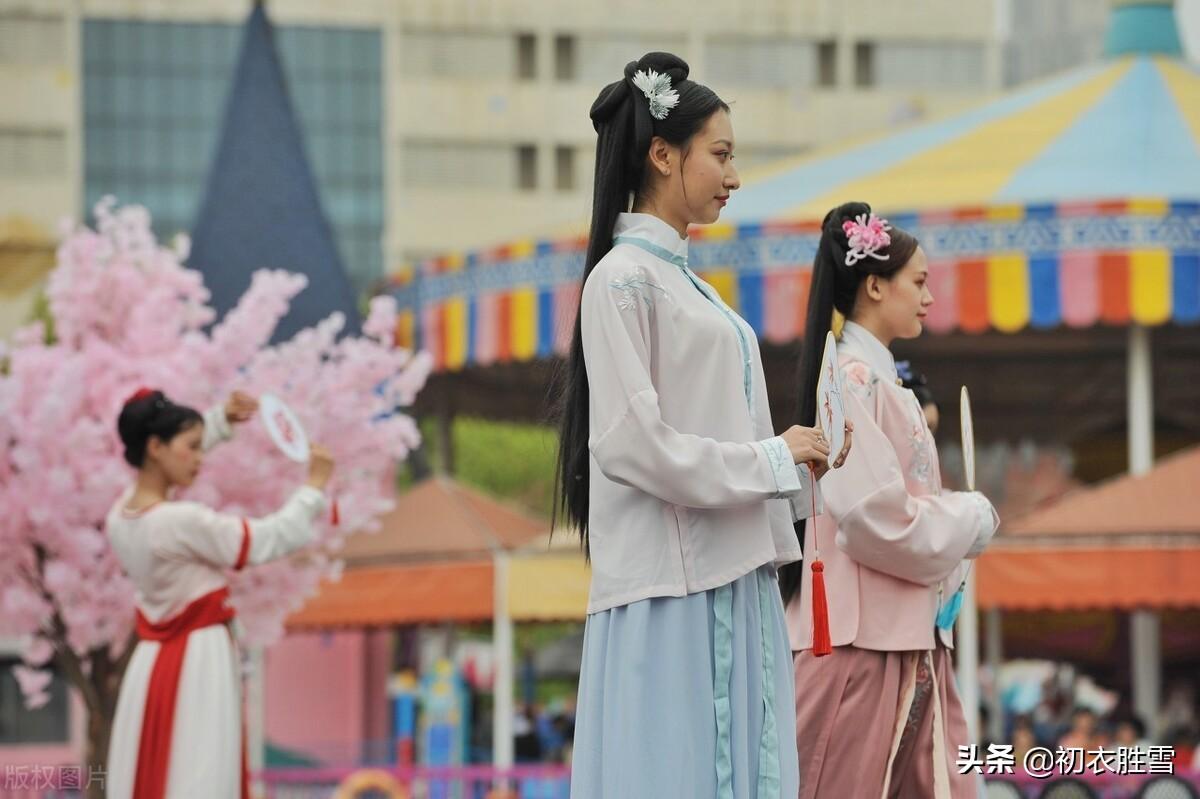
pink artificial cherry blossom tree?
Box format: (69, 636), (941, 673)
(0, 198), (430, 784)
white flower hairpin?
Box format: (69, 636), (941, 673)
(631, 69), (680, 121)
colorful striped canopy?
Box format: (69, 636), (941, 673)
(723, 57), (1200, 221)
(391, 56), (1200, 372)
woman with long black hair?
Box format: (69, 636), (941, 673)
(555, 52), (848, 799)
(781, 202), (999, 799)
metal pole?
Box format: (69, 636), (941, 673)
(984, 608), (1004, 744)
(1127, 325), (1160, 736)
(493, 552), (514, 772)
(247, 646), (266, 798)
(1131, 610), (1162, 739)
(1127, 325), (1154, 477)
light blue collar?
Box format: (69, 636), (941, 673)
(612, 212), (689, 268)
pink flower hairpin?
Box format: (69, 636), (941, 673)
(842, 213), (892, 266)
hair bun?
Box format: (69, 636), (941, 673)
(823, 201), (873, 238)
(591, 53), (692, 132)
(589, 76), (631, 131)
(116, 390), (202, 468)
(626, 52), (689, 85)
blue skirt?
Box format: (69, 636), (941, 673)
(570, 565), (799, 799)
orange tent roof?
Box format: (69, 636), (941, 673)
(337, 476), (548, 566)
(1003, 445), (1200, 539)
(977, 549), (1200, 612)
(288, 477), (550, 629)
(977, 446), (1200, 611)
(287, 560), (493, 628)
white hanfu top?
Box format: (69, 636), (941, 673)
(105, 405), (326, 623)
(581, 213), (820, 613)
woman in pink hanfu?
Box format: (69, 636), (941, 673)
(105, 388), (334, 799)
(779, 202), (1000, 799)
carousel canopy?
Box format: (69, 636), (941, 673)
(723, 58), (1199, 221)
(391, 8), (1200, 373)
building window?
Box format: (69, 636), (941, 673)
(854, 42), (875, 88)
(0, 14), (65, 65)
(817, 40), (837, 88)
(0, 659), (69, 745)
(403, 140), (514, 189)
(401, 30), (514, 78)
(515, 33), (536, 80)
(554, 34), (576, 81)
(82, 20), (385, 294)
(875, 42), (986, 90)
(574, 33), (686, 83)
(706, 37), (815, 90)
(517, 144), (537, 190)
(0, 129), (67, 178)
(555, 145), (575, 191)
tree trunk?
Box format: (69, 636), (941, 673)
(84, 703), (113, 799)
(32, 550), (134, 798)
(52, 635), (131, 799)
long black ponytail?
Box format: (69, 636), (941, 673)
(552, 52), (729, 554)
(777, 201), (919, 604)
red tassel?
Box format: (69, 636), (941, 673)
(810, 559), (832, 657)
(330, 498), (339, 526)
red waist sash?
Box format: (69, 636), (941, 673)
(132, 587), (241, 799)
